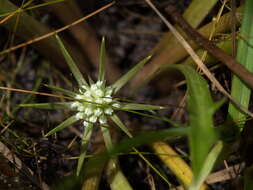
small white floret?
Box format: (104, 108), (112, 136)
(75, 112), (84, 120)
(71, 102), (79, 108)
(104, 107), (113, 115)
(103, 97), (112, 103)
(85, 107), (93, 116)
(96, 81), (103, 87)
(94, 108), (102, 116)
(112, 103), (121, 108)
(84, 91), (91, 97)
(83, 120), (89, 127)
(89, 115), (97, 123)
(95, 89), (104, 97)
(91, 84), (98, 91)
(99, 115), (107, 124)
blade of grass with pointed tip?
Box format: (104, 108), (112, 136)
(55, 34), (88, 87)
(20, 102), (75, 110)
(111, 114), (133, 138)
(120, 103), (164, 111)
(98, 37), (106, 81)
(45, 84), (77, 98)
(228, 0), (253, 129)
(45, 115), (78, 137)
(170, 64), (220, 182)
(112, 55), (152, 93)
(77, 123), (93, 176)
(190, 141), (223, 190)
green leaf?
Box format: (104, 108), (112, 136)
(111, 114), (133, 138)
(112, 55), (152, 93)
(98, 37), (106, 81)
(228, 0), (253, 129)
(45, 115), (78, 137)
(55, 34), (88, 87)
(76, 123), (93, 176)
(45, 84), (77, 98)
(20, 102), (76, 110)
(121, 103), (164, 111)
(189, 141), (223, 190)
(170, 64), (220, 181)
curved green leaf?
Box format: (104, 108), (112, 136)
(169, 64), (221, 186)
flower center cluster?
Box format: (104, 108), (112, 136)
(71, 81), (120, 126)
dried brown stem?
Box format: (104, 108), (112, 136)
(166, 6), (253, 89)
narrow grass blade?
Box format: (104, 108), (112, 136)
(190, 141), (223, 190)
(120, 103), (164, 111)
(228, 0), (253, 128)
(112, 55), (152, 93)
(45, 84), (77, 98)
(20, 102), (75, 110)
(98, 37), (106, 81)
(111, 114), (133, 138)
(45, 115), (78, 137)
(55, 34), (88, 87)
(76, 123), (93, 176)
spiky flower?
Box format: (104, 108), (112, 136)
(21, 35), (163, 176)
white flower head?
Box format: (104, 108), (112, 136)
(72, 80), (121, 127)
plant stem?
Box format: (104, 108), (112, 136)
(101, 126), (133, 190)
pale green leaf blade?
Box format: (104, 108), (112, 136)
(121, 103), (164, 111)
(169, 64), (220, 179)
(228, 0), (253, 128)
(45, 84), (77, 98)
(55, 34), (88, 87)
(45, 115), (78, 137)
(76, 124), (93, 176)
(112, 55), (152, 93)
(98, 37), (106, 81)
(111, 114), (133, 138)
(190, 141), (223, 190)
(20, 102), (76, 110)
